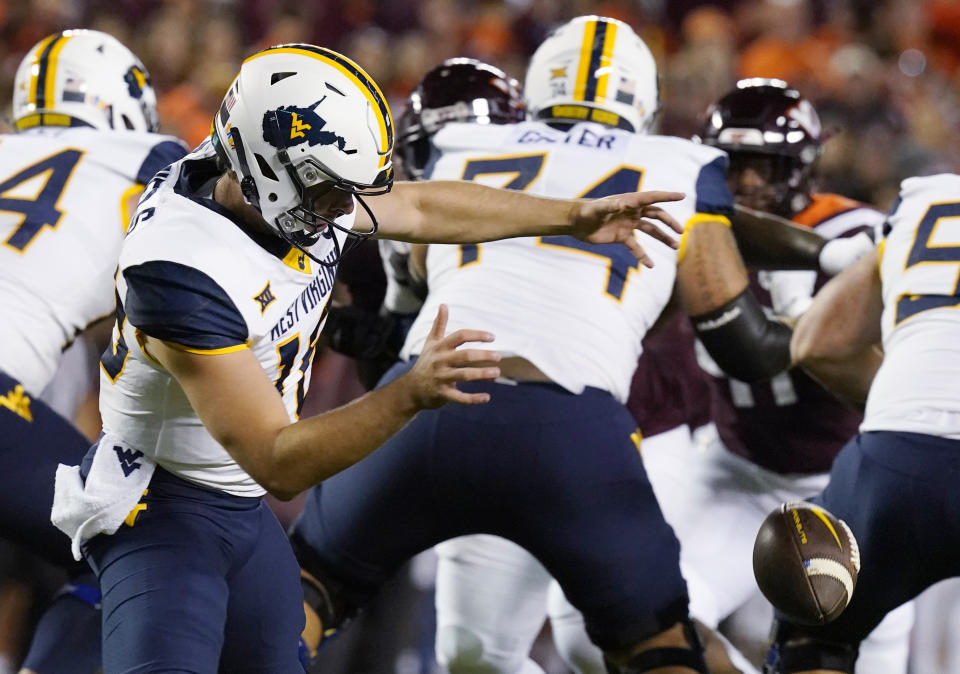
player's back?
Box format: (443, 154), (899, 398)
(0, 126), (185, 394)
(864, 173), (960, 438)
(400, 120), (732, 402)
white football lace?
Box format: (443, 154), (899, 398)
(805, 558), (854, 608)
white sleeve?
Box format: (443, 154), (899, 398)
(378, 239), (425, 314)
(818, 231), (876, 276)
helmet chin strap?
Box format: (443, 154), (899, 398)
(241, 110), (386, 268)
(276, 193), (379, 268)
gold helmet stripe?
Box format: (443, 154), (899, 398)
(573, 19), (598, 102)
(244, 46), (393, 168)
(594, 22), (618, 100)
(30, 32), (72, 110)
(27, 34), (58, 107)
(573, 18), (619, 103)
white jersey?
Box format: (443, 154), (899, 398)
(862, 173), (960, 438)
(0, 126), (187, 394)
(400, 120), (732, 402)
(99, 142), (353, 496)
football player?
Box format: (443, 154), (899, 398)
(49, 43), (684, 672)
(761, 172), (960, 672)
(321, 59), (525, 388)
(622, 81), (913, 673)
(0, 30), (188, 673)
(287, 17), (803, 674)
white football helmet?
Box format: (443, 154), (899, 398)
(12, 29), (158, 133)
(525, 16), (659, 134)
(212, 44), (394, 266)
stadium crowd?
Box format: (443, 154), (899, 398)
(2, 0), (959, 209)
(1, 1), (960, 673)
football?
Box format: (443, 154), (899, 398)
(753, 501), (861, 626)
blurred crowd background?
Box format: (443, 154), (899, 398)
(2, 0), (960, 210)
(1, 0), (960, 672)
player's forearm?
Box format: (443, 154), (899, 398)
(795, 347), (881, 409)
(790, 250), (883, 365)
(381, 180), (573, 243)
(149, 337), (425, 501)
(789, 251), (884, 407)
(731, 204), (826, 270)
(265, 377), (421, 499)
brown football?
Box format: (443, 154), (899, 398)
(753, 501), (860, 626)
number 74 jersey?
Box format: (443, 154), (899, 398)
(864, 173), (960, 439)
(400, 120), (733, 403)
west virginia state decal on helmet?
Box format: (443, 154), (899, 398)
(211, 44), (395, 267)
(263, 102), (357, 155)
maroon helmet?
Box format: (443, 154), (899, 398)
(700, 78), (824, 216)
(397, 58), (525, 179)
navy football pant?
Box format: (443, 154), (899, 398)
(0, 371), (92, 571)
(785, 431), (960, 646)
(83, 467), (304, 674)
(292, 361), (690, 652)
(22, 572), (102, 674)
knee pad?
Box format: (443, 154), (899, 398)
(604, 619), (708, 674)
(763, 619), (858, 673)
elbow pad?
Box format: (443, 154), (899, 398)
(692, 289), (792, 383)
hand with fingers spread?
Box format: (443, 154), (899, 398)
(402, 304), (501, 409)
(569, 190), (686, 268)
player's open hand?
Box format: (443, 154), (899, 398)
(405, 304), (501, 409)
(570, 191), (685, 268)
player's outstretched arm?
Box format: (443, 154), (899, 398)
(791, 249), (884, 407)
(731, 204), (827, 270)
(144, 305), (500, 500)
(731, 204), (877, 275)
(365, 181), (684, 268)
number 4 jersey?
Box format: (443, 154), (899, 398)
(0, 127), (187, 395)
(99, 142), (353, 496)
(400, 120), (733, 403)
(863, 173), (960, 439)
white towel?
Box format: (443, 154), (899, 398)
(51, 433), (155, 561)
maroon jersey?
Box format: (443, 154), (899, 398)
(627, 312), (712, 437)
(710, 194), (882, 474)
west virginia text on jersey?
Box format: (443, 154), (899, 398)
(98, 142), (353, 496)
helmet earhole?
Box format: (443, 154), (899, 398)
(268, 193), (278, 202)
